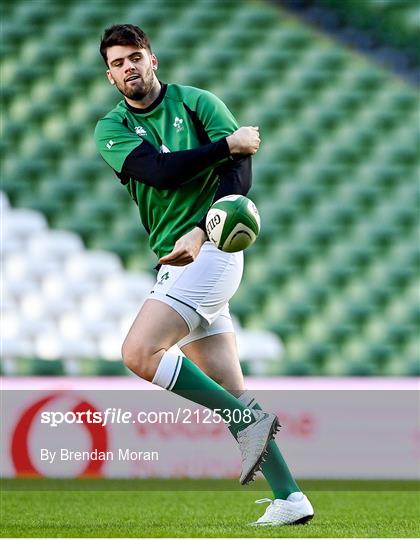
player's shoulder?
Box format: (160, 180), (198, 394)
(96, 100), (127, 125)
(94, 101), (128, 136)
(166, 83), (221, 109)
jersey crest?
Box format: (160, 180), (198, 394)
(173, 117), (184, 132)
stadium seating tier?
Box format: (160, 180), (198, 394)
(2, 0), (419, 375)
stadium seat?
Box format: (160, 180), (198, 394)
(2, 0), (418, 375)
(0, 193), (283, 373)
(3, 208), (47, 240)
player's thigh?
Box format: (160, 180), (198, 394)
(123, 299), (189, 360)
(181, 332), (245, 396)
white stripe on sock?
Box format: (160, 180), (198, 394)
(152, 351), (183, 390)
(168, 355), (183, 390)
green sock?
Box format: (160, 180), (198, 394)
(237, 392), (300, 499)
(152, 352), (296, 496)
(154, 352), (253, 436)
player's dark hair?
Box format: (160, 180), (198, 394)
(100, 24), (152, 66)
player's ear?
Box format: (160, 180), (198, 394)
(106, 70), (115, 85)
(151, 54), (158, 71)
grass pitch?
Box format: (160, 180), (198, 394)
(1, 479), (419, 537)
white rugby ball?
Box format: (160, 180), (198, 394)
(205, 195), (261, 252)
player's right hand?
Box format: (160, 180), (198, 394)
(158, 227), (207, 266)
(226, 126), (261, 155)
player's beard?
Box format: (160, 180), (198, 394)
(117, 67), (155, 101)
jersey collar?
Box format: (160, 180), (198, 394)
(124, 83), (167, 114)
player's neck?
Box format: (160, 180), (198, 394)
(125, 79), (162, 110)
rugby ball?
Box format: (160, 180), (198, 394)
(205, 195), (261, 252)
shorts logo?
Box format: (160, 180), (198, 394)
(157, 271), (170, 285)
(106, 139), (115, 149)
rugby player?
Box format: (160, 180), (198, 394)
(95, 24), (313, 526)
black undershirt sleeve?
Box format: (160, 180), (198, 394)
(196, 155), (253, 233)
(121, 138), (230, 189)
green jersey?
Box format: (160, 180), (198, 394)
(94, 83), (238, 258)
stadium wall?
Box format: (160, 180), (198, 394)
(2, 377), (418, 480)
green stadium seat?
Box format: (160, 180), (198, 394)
(352, 68), (387, 91)
(2, 0), (418, 375)
(313, 49), (348, 71)
(54, 213), (104, 244)
(179, 66), (221, 90)
(276, 26), (313, 49)
(282, 354), (318, 376)
(47, 24), (92, 48)
(69, 3), (117, 25)
(2, 21), (37, 43)
(387, 90), (419, 112)
(93, 179), (132, 206)
(18, 192), (66, 223)
(36, 176), (86, 204)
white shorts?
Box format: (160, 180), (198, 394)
(148, 242), (243, 347)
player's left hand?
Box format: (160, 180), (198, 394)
(159, 227), (207, 266)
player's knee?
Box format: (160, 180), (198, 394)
(121, 338), (160, 381)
